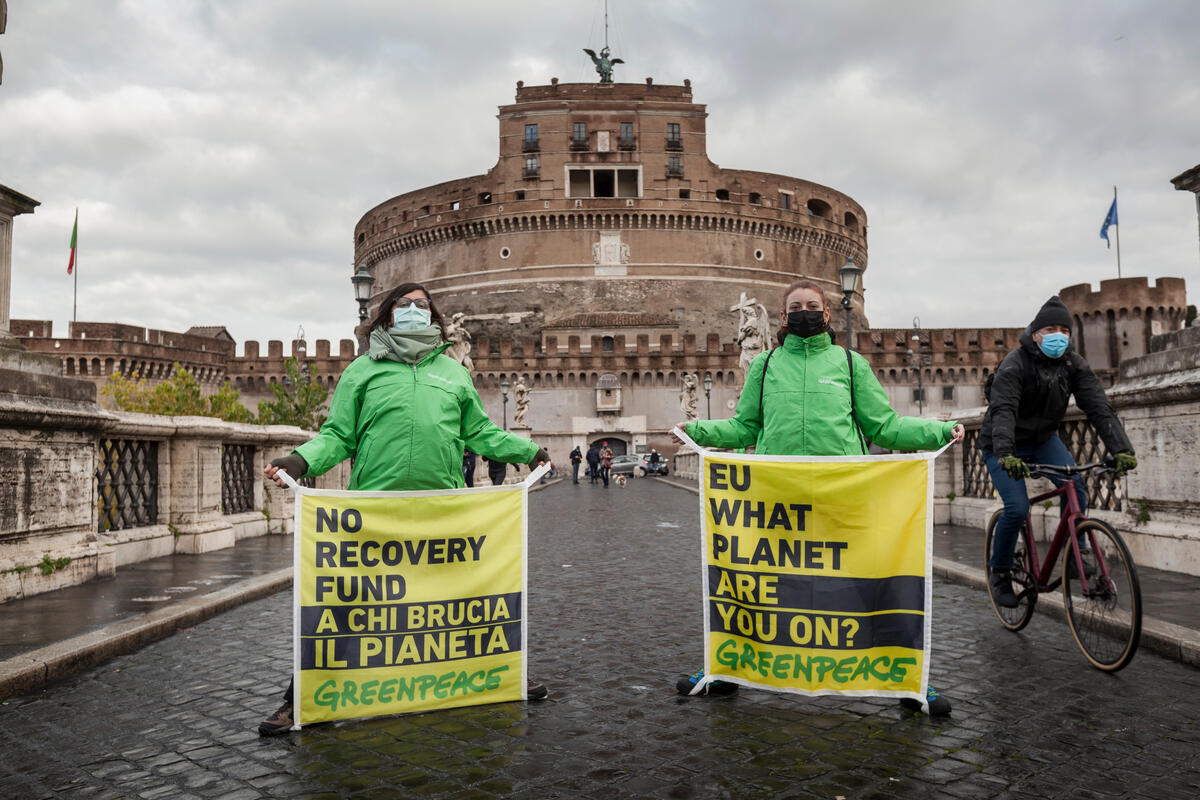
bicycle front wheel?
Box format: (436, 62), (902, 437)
(1062, 519), (1142, 672)
(984, 509), (1037, 631)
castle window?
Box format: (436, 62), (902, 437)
(748, 192), (762, 205)
(450, 200), (460, 211)
(942, 386), (955, 402)
(523, 124), (539, 152)
(844, 211), (859, 230)
(806, 198), (832, 218)
(420, 205), (431, 216)
(514, 190), (526, 200)
(566, 166), (642, 198)
(357, 233), (365, 244)
(619, 121), (635, 149)
(679, 189), (691, 199)
(524, 156), (539, 178)
(716, 189), (730, 201)
(666, 122), (682, 150)
(479, 192), (492, 204)
(667, 156), (683, 177)
(571, 122), (588, 150)
(779, 192), (792, 210)
(601, 336), (615, 353)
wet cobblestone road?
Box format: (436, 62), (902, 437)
(2, 478), (1199, 798)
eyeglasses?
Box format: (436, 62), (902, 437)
(395, 298), (431, 309)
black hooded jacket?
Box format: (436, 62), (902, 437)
(978, 329), (1132, 458)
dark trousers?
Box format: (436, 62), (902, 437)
(572, 462), (580, 482)
(600, 465), (610, 486)
(983, 435), (1086, 570)
(587, 462), (599, 483)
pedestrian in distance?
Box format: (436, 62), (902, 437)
(586, 443), (601, 484)
(462, 449), (476, 488)
(599, 441), (613, 487)
(261, 281), (551, 736)
(672, 279), (964, 716)
(569, 445), (583, 483)
(980, 296), (1136, 609)
(483, 455), (508, 486)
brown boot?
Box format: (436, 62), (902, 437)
(258, 701), (293, 736)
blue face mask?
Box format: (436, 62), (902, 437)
(392, 304), (432, 331)
(1039, 332), (1069, 358)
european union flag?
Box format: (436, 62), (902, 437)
(1100, 198), (1118, 248)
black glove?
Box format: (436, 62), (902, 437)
(269, 453), (308, 479)
(527, 447), (551, 469)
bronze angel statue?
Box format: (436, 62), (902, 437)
(583, 46), (624, 83)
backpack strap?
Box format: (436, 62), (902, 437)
(758, 347), (775, 414)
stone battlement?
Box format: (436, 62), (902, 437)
(1059, 277), (1187, 318)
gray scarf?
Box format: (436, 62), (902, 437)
(369, 326), (444, 365)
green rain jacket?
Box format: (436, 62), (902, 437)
(293, 343), (538, 491)
(686, 332), (955, 455)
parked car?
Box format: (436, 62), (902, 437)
(640, 452), (669, 476)
(609, 454), (641, 476)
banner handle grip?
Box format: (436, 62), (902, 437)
(673, 426), (705, 454)
(274, 468), (301, 491)
(523, 462), (552, 487)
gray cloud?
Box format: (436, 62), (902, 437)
(3, 0), (1197, 350)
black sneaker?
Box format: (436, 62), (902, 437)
(258, 701), (293, 736)
(899, 686), (952, 717)
(527, 679), (549, 701)
(676, 670), (739, 696)
(989, 570), (1019, 608)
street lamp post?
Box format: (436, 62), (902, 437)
(838, 256), (863, 351)
(351, 264), (375, 355)
(907, 315), (929, 415)
(703, 373), (713, 419)
(500, 377), (510, 430)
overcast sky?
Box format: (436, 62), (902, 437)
(3, 1), (1198, 350)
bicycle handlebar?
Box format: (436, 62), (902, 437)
(1026, 460), (1115, 479)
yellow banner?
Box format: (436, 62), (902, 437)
(697, 452), (934, 702)
(292, 482), (530, 727)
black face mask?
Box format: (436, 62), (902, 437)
(786, 310), (827, 338)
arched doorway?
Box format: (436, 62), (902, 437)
(590, 437), (627, 456)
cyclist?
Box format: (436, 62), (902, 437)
(673, 279), (963, 716)
(979, 296), (1136, 608)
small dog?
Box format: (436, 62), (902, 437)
(613, 474), (628, 488)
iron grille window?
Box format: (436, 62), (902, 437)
(524, 156), (539, 178)
(959, 417), (1122, 511)
(524, 124), (538, 142)
(222, 444), (255, 514)
(571, 122), (588, 149)
(667, 156), (683, 177)
(97, 439), (159, 532)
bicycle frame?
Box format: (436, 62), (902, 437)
(1021, 468), (1111, 597)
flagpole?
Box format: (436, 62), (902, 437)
(1113, 185), (1121, 279)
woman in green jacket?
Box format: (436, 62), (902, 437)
(674, 280), (963, 715)
(259, 282), (550, 735)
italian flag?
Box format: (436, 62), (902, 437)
(67, 210), (78, 275)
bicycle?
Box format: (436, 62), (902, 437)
(984, 461), (1142, 671)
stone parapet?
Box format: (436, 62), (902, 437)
(0, 393), (340, 602)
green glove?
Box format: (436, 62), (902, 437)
(1113, 452), (1137, 475)
(1000, 455), (1030, 479)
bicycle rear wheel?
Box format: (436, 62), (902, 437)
(1062, 519), (1142, 671)
(984, 509), (1037, 631)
